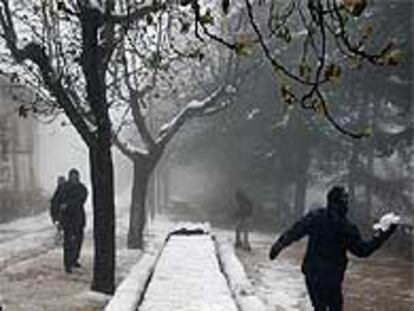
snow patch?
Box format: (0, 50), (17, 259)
(77, 290), (112, 304)
(215, 240), (267, 311)
(187, 99), (206, 109)
(88, 0), (104, 13)
(139, 235), (238, 311)
(105, 253), (160, 311)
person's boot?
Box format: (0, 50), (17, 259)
(65, 266), (73, 274)
(235, 240), (243, 248)
(235, 229), (243, 248)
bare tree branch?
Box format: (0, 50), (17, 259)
(156, 85), (233, 148)
(0, 0), (96, 146)
(107, 1), (167, 24)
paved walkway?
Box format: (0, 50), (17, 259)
(138, 234), (238, 311)
(0, 206), (141, 311)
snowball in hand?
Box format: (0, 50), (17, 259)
(373, 213), (401, 231)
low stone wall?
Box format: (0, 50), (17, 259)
(104, 253), (160, 311)
(105, 226), (268, 311)
(215, 238), (267, 311)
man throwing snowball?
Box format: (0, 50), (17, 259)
(269, 185), (398, 311)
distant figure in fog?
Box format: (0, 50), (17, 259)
(269, 186), (397, 311)
(50, 176), (66, 245)
(50, 176), (66, 226)
(56, 169), (88, 273)
(235, 189), (253, 251)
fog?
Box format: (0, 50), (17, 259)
(36, 116), (133, 209)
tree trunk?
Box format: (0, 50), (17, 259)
(365, 144), (374, 220)
(127, 160), (151, 249)
(90, 143), (116, 295)
(348, 141), (361, 221)
(364, 100), (376, 224)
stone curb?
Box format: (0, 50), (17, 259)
(215, 238), (268, 311)
(104, 252), (160, 311)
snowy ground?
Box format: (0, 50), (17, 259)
(230, 231), (414, 311)
(139, 235), (238, 311)
(0, 206), (145, 311)
(1, 212), (412, 311)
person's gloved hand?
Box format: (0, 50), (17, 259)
(383, 223), (398, 238)
(375, 223), (398, 241)
(269, 243), (282, 260)
(388, 223), (398, 234)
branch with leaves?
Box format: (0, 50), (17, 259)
(189, 0), (405, 139)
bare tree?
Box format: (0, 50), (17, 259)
(0, 0), (167, 294)
(108, 2), (248, 248)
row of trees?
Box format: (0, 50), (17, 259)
(0, 0), (408, 293)
(172, 0), (412, 229)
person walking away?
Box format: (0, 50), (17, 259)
(50, 176), (66, 245)
(59, 169), (88, 273)
(269, 185), (397, 311)
(235, 189), (253, 251)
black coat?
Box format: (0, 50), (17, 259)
(50, 184), (65, 223)
(236, 192), (253, 219)
(59, 182), (88, 230)
(271, 208), (394, 279)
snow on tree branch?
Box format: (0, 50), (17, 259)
(107, 0), (167, 24)
(156, 85), (235, 148)
(112, 133), (149, 160)
(0, 0), (96, 146)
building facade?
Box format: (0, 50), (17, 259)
(0, 78), (40, 221)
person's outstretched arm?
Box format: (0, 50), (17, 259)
(269, 211), (317, 260)
(346, 223), (397, 258)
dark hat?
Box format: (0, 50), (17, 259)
(68, 168), (80, 176)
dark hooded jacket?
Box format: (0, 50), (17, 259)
(59, 181), (88, 229)
(50, 183), (66, 224)
(271, 207), (394, 279)
(235, 191), (253, 219)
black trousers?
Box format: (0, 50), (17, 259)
(63, 226), (84, 270)
(305, 273), (343, 311)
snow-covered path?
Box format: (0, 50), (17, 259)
(0, 206), (143, 311)
(139, 234), (239, 311)
(0, 212), (59, 272)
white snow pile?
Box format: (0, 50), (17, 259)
(215, 240), (267, 311)
(373, 212), (401, 232)
(138, 235), (238, 311)
(0, 212), (57, 270)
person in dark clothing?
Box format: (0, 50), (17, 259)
(58, 169), (88, 273)
(50, 176), (66, 245)
(50, 176), (66, 225)
(269, 186), (397, 311)
(235, 189), (253, 251)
